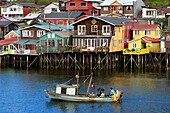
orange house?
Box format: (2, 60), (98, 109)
(4, 30), (21, 40)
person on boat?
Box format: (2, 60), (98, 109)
(91, 82), (95, 95)
(97, 88), (102, 96)
(109, 88), (115, 96)
(100, 88), (105, 97)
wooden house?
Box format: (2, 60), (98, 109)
(4, 30), (21, 39)
(19, 3), (39, 16)
(1, 3), (24, 19)
(0, 17), (18, 40)
(39, 31), (69, 53)
(43, 11), (85, 26)
(43, 2), (60, 14)
(100, 0), (145, 19)
(0, 37), (19, 55)
(65, 0), (102, 16)
(123, 23), (161, 54)
(71, 16), (132, 52)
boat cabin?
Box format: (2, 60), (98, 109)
(56, 84), (77, 95)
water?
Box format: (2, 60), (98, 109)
(0, 68), (170, 113)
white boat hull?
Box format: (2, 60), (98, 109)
(45, 89), (121, 102)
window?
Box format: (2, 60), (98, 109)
(135, 30), (139, 35)
(37, 30), (46, 37)
(78, 25), (86, 35)
(41, 40), (46, 46)
(22, 30), (34, 37)
(146, 11), (152, 15)
(145, 30), (150, 35)
(58, 20), (63, 25)
(61, 3), (65, 7)
(91, 10), (98, 15)
(49, 40), (55, 47)
(10, 34), (14, 38)
(127, 6), (131, 10)
(81, 2), (86, 6)
(102, 25), (111, 35)
(132, 43), (136, 48)
(113, 40), (117, 46)
(70, 3), (75, 6)
(52, 8), (57, 12)
(14, 8), (16, 11)
(103, 7), (108, 11)
(91, 25), (98, 32)
(3, 8), (7, 12)
(155, 30), (159, 35)
(18, 8), (21, 11)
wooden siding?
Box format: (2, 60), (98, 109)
(73, 17), (115, 36)
(110, 26), (124, 52)
(21, 27), (49, 39)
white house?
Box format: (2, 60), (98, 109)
(1, 3), (24, 19)
(44, 2), (60, 14)
(142, 6), (165, 18)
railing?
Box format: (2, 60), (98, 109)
(73, 30), (115, 36)
(123, 48), (150, 54)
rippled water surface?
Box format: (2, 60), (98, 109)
(0, 68), (170, 113)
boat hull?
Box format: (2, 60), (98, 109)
(44, 89), (121, 102)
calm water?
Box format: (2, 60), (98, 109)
(0, 68), (170, 113)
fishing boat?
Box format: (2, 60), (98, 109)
(44, 72), (123, 102)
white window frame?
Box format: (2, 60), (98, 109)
(78, 25), (86, 35)
(132, 43), (136, 48)
(91, 25), (98, 32)
(37, 30), (46, 37)
(103, 7), (108, 11)
(135, 30), (139, 35)
(22, 30), (34, 37)
(102, 25), (111, 35)
(145, 30), (150, 35)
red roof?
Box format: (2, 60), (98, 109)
(133, 24), (159, 30)
(0, 38), (19, 46)
(142, 36), (160, 43)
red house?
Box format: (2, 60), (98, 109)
(123, 22), (139, 48)
(65, 0), (102, 16)
(19, 3), (40, 16)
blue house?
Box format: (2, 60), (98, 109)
(39, 31), (69, 53)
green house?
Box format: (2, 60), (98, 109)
(39, 32), (69, 53)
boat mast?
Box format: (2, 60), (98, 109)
(86, 72), (93, 95)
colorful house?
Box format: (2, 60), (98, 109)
(123, 24), (161, 54)
(0, 17), (18, 40)
(71, 16), (132, 52)
(43, 11), (85, 26)
(65, 0), (102, 16)
(4, 30), (21, 39)
(39, 32), (69, 53)
(100, 0), (145, 18)
(0, 37), (19, 55)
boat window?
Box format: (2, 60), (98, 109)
(61, 88), (66, 94)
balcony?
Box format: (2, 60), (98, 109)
(123, 48), (150, 55)
(73, 30), (115, 37)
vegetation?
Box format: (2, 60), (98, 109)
(15, 0), (59, 5)
(144, 0), (169, 8)
(154, 18), (168, 29)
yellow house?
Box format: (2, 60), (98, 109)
(123, 24), (161, 54)
(132, 24), (161, 40)
(110, 25), (124, 52)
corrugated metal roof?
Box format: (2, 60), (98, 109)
(132, 24), (159, 30)
(14, 39), (28, 44)
(0, 38), (18, 46)
(25, 40), (39, 44)
(142, 36), (160, 43)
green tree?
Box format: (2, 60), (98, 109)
(151, 0), (169, 8)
